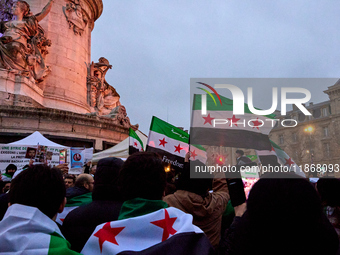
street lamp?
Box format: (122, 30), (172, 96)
(304, 126), (314, 164)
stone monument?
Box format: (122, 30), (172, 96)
(0, 0), (138, 150)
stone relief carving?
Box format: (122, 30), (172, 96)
(0, 0), (53, 83)
(86, 57), (139, 131)
(63, 0), (88, 36)
(103, 105), (139, 131)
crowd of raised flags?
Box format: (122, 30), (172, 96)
(0, 91), (315, 254)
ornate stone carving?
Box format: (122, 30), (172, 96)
(86, 57), (139, 130)
(63, 0), (88, 35)
(103, 105), (139, 131)
(0, 0), (53, 83)
(87, 57), (120, 115)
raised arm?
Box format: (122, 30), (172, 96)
(35, 0), (54, 22)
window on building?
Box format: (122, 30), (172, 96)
(279, 135), (284, 145)
(324, 143), (331, 157)
(292, 132), (298, 142)
(323, 126), (329, 137)
(322, 107), (329, 117)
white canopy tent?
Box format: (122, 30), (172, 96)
(9, 131), (68, 147)
(92, 130), (147, 164)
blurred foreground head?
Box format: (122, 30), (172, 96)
(9, 165), (65, 219)
(232, 172), (339, 255)
(119, 152), (166, 201)
(92, 157), (124, 201)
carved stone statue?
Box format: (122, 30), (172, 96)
(87, 57), (121, 115)
(103, 105), (139, 131)
(0, 0), (53, 82)
(86, 57), (139, 130)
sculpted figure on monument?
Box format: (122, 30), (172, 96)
(104, 105), (139, 131)
(87, 57), (139, 130)
(87, 57), (121, 116)
(0, 0), (53, 82)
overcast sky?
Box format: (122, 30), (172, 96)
(91, 0), (340, 135)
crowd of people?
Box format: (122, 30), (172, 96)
(0, 151), (339, 254)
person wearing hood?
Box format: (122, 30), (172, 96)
(163, 152), (230, 249)
(61, 157), (124, 252)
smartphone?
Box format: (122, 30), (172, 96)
(227, 177), (246, 207)
(59, 149), (67, 164)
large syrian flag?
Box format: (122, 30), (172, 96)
(256, 140), (305, 177)
(56, 192), (92, 225)
(81, 207), (213, 255)
(146, 117), (190, 171)
(190, 94), (276, 150)
(129, 128), (144, 155)
(0, 204), (79, 254)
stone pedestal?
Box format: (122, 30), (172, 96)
(25, 0), (103, 113)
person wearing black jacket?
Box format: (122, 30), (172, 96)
(62, 157), (124, 252)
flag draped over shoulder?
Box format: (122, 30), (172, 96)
(129, 128), (144, 155)
(0, 204), (79, 254)
(146, 117), (189, 171)
(256, 140), (305, 177)
(81, 207), (213, 255)
(190, 94), (276, 150)
(56, 192), (92, 225)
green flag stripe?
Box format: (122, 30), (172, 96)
(129, 128), (144, 148)
(48, 232), (79, 255)
(149, 116), (189, 143)
(65, 192), (92, 207)
(270, 140), (282, 150)
(192, 94), (276, 119)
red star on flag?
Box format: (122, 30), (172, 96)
(159, 138), (168, 147)
(227, 115), (240, 127)
(94, 222), (125, 252)
(134, 142), (138, 147)
(151, 209), (177, 242)
(60, 218), (64, 222)
(190, 150), (197, 160)
(251, 118), (262, 130)
(174, 144), (183, 153)
(203, 113), (214, 125)
(284, 157), (295, 166)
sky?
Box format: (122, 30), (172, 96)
(91, 0), (340, 135)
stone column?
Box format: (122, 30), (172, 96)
(28, 0), (103, 113)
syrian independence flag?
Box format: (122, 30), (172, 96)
(146, 116), (189, 171)
(81, 207), (213, 255)
(129, 128), (144, 155)
(190, 94), (277, 150)
(256, 140), (305, 177)
(1, 173), (12, 182)
(0, 204), (79, 254)
(190, 144), (207, 164)
(56, 192), (92, 225)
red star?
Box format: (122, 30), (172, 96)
(202, 114), (214, 125)
(60, 218), (64, 222)
(251, 118), (263, 130)
(151, 209), (177, 242)
(94, 222), (125, 252)
(174, 144), (183, 153)
(134, 142), (138, 147)
(284, 157), (295, 166)
(190, 150), (197, 160)
(159, 138), (168, 147)
(227, 115), (240, 127)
